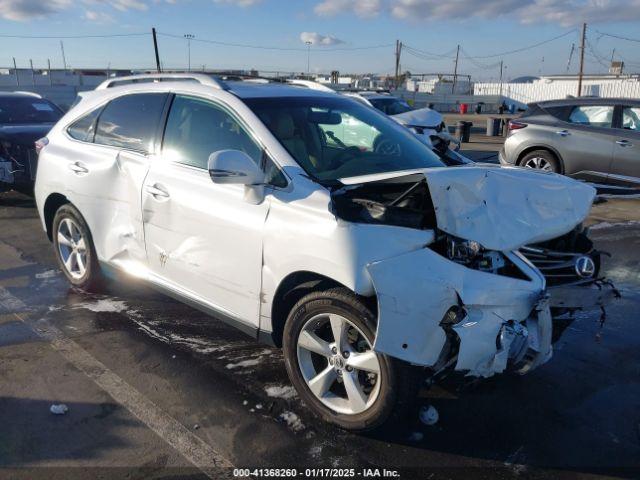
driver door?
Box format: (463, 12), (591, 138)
(142, 94), (270, 327)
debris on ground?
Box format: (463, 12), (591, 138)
(279, 410), (305, 432)
(35, 270), (57, 279)
(50, 404), (68, 415)
(225, 358), (261, 369)
(419, 405), (439, 426)
(193, 424), (200, 430)
(264, 384), (297, 399)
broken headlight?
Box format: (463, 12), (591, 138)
(444, 236), (506, 273)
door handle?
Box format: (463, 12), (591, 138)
(145, 184), (170, 198)
(68, 161), (89, 174)
(616, 139), (633, 147)
(555, 130), (570, 137)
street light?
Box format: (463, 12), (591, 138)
(305, 41), (312, 77)
(184, 34), (194, 71)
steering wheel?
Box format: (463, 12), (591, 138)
(373, 136), (401, 156)
(329, 146), (362, 169)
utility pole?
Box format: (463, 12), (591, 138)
(577, 22), (586, 97)
(48, 59), (52, 86)
(394, 40), (402, 89)
(60, 41), (67, 71)
(184, 34), (194, 71)
(29, 59), (35, 86)
(13, 57), (19, 86)
(451, 44), (460, 94)
(566, 43), (575, 72)
(152, 27), (161, 73)
(305, 41), (312, 76)
(499, 60), (504, 97)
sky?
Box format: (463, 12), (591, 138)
(0, 0), (639, 80)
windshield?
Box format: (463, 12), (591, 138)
(0, 97), (63, 125)
(245, 96), (444, 183)
(368, 97), (412, 115)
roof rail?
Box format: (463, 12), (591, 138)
(286, 79), (336, 93)
(96, 73), (229, 91)
(14, 90), (43, 98)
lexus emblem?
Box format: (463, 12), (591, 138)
(575, 256), (596, 278)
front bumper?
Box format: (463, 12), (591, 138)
(498, 147), (509, 166)
(548, 280), (620, 309)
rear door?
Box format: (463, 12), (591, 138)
(63, 92), (168, 265)
(557, 104), (615, 180)
(609, 104), (640, 184)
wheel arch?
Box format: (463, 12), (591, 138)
(43, 193), (70, 241)
(516, 145), (565, 174)
(268, 270), (377, 348)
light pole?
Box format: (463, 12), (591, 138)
(305, 41), (312, 77)
(184, 34), (194, 71)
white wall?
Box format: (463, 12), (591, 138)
(475, 78), (640, 106)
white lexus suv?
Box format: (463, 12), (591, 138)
(35, 74), (614, 431)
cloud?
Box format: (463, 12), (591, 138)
(313, 0), (640, 26)
(300, 31), (345, 46)
(0, 0), (154, 21)
(212, 0), (262, 6)
(85, 9), (114, 22)
(314, 0), (382, 17)
(0, 0), (71, 21)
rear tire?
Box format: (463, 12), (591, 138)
(519, 149), (560, 173)
(283, 287), (421, 431)
(52, 204), (105, 292)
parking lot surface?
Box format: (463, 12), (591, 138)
(1, 190), (639, 479)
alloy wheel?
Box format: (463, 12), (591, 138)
(296, 313), (381, 415)
(523, 156), (553, 171)
(57, 217), (88, 279)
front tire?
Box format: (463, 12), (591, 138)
(52, 204), (104, 291)
(283, 287), (420, 431)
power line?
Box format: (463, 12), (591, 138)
(463, 29), (577, 59)
(594, 30), (640, 44)
(402, 45), (457, 59)
(0, 32), (149, 39)
(157, 32), (393, 52)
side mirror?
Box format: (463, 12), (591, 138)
(207, 150), (265, 185)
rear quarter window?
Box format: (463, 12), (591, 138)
(67, 108), (101, 142)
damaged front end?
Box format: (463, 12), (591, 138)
(332, 166), (618, 379)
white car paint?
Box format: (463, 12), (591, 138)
(35, 74), (599, 382)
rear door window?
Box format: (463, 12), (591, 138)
(568, 105), (614, 128)
(94, 93), (167, 153)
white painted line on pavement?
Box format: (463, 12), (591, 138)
(0, 287), (240, 480)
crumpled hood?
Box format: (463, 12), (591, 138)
(339, 165), (596, 251)
(391, 107), (442, 128)
(425, 166), (595, 251)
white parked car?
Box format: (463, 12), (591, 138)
(35, 74), (614, 431)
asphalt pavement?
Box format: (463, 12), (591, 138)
(1, 190), (639, 480)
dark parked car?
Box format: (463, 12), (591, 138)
(500, 98), (640, 188)
(0, 92), (63, 194)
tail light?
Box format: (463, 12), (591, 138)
(35, 137), (49, 156)
(508, 121), (527, 131)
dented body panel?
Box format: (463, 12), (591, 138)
(367, 247), (551, 376)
